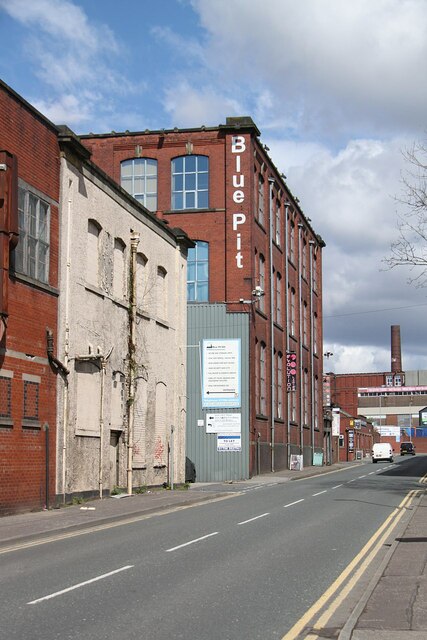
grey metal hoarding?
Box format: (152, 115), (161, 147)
(186, 304), (250, 482)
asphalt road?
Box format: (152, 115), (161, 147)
(1, 457), (425, 640)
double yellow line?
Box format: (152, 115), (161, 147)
(282, 489), (421, 640)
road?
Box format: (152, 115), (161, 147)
(1, 456), (425, 640)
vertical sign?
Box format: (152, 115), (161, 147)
(332, 407), (340, 436)
(286, 351), (297, 392)
(348, 429), (354, 452)
(202, 339), (241, 408)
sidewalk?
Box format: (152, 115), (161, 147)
(1, 461), (426, 640)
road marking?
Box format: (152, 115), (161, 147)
(0, 494), (239, 556)
(312, 491), (327, 497)
(237, 513), (270, 525)
(358, 475), (366, 479)
(284, 499), (305, 508)
(331, 484), (343, 489)
(281, 490), (418, 640)
(419, 473), (427, 485)
(165, 531), (218, 552)
(27, 565), (133, 605)
(368, 472), (375, 475)
(348, 479), (356, 483)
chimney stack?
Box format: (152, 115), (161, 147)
(391, 325), (402, 373)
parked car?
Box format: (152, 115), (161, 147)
(400, 442), (415, 456)
(372, 442), (394, 463)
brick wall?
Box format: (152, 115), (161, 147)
(0, 81), (59, 514)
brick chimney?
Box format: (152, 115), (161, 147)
(391, 325), (402, 373)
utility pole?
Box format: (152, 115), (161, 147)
(127, 231), (140, 495)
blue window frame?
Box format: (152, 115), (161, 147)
(121, 158), (158, 211)
(187, 241), (209, 301)
(172, 155), (209, 210)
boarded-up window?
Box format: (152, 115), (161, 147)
(111, 372), (125, 430)
(87, 220), (101, 287)
(133, 377), (147, 467)
(113, 238), (126, 299)
(156, 266), (167, 320)
(136, 252), (148, 310)
(154, 382), (167, 465)
(76, 362), (100, 434)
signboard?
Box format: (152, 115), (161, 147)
(332, 408), (340, 436)
(348, 429), (354, 452)
(202, 339), (241, 408)
(206, 413), (241, 434)
(420, 407), (427, 426)
(217, 434), (241, 452)
(290, 454), (303, 470)
(375, 425), (400, 437)
(286, 351), (297, 392)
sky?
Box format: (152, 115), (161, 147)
(1, 0), (427, 374)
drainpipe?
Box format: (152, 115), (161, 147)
(99, 357), (106, 498)
(284, 203), (290, 465)
(298, 223), (304, 459)
(309, 240), (315, 463)
(127, 231), (140, 495)
(268, 177), (275, 472)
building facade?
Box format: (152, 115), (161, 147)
(56, 128), (192, 500)
(81, 117), (325, 477)
(0, 80), (60, 514)
(324, 326), (427, 455)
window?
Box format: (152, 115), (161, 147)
(0, 371), (12, 425)
(136, 252), (148, 308)
(121, 158), (158, 211)
(314, 376), (319, 429)
(276, 272), (282, 324)
(23, 374), (40, 428)
(385, 375), (393, 387)
(312, 254), (317, 292)
(302, 240), (307, 279)
(111, 372), (126, 430)
(313, 312), (318, 355)
(256, 341), (267, 415)
(15, 185), (50, 283)
(113, 238), (126, 299)
(303, 301), (308, 345)
(257, 173), (265, 226)
(394, 375), (402, 387)
(154, 382), (167, 465)
(275, 200), (281, 245)
(303, 368), (309, 425)
(86, 220), (101, 287)
(156, 266), (167, 319)
(187, 241), (209, 301)
(289, 220), (295, 263)
(171, 155), (209, 210)
(257, 253), (266, 313)
(290, 287), (296, 335)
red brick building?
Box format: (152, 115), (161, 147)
(82, 117), (325, 474)
(0, 81), (60, 514)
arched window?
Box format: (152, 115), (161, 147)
(87, 219), (101, 287)
(171, 155), (209, 210)
(187, 241), (209, 301)
(156, 266), (167, 320)
(121, 158), (158, 211)
(113, 238), (126, 299)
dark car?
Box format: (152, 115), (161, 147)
(400, 442), (415, 456)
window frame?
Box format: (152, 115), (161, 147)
(120, 157), (158, 211)
(171, 155), (209, 210)
(187, 241), (209, 302)
(15, 183), (50, 284)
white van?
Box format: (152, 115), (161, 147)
(372, 443), (394, 463)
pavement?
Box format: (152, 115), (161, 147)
(1, 460), (426, 640)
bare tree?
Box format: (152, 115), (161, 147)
(384, 140), (427, 287)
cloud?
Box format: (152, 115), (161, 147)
(188, 0), (427, 141)
(163, 80), (242, 126)
(0, 0), (136, 128)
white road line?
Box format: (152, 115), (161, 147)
(358, 475), (366, 479)
(348, 479), (356, 483)
(165, 532), (218, 552)
(312, 490), (327, 497)
(332, 484), (343, 489)
(27, 565), (133, 605)
(284, 499), (305, 508)
(368, 472), (375, 475)
(237, 513), (270, 525)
